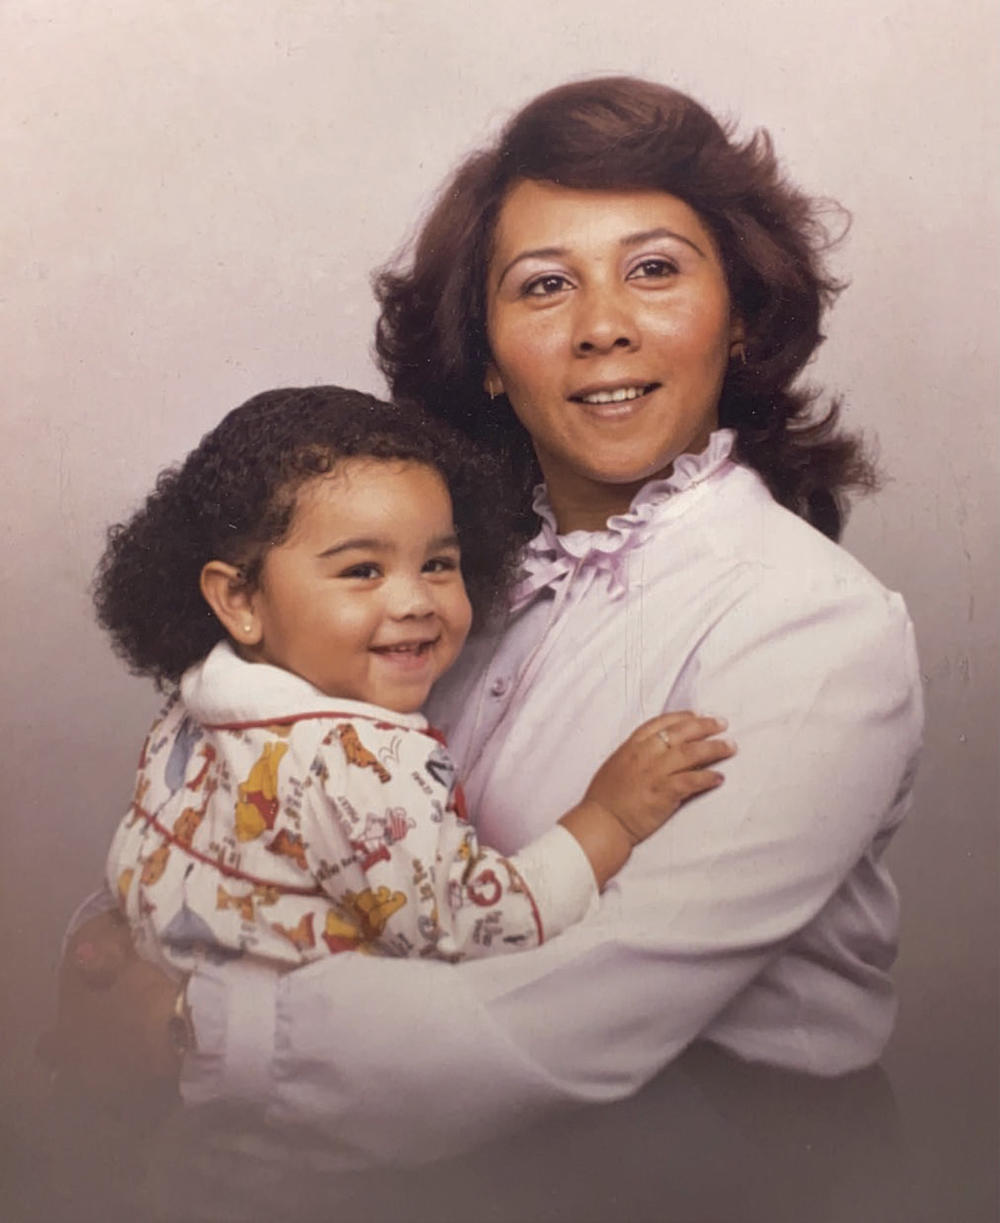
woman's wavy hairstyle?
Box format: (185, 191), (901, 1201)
(94, 386), (519, 689)
(375, 76), (875, 540)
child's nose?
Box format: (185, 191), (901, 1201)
(387, 575), (435, 619)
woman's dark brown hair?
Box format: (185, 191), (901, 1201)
(375, 76), (875, 541)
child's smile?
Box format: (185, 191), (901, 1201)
(241, 458), (473, 713)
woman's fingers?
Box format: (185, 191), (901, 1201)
(41, 931), (183, 1124)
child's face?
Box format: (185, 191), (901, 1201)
(246, 459), (473, 713)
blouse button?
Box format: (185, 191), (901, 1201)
(489, 677), (510, 698)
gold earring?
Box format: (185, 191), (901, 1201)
(243, 623), (253, 633)
(731, 341), (747, 366)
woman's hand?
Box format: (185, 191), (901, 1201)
(561, 713), (734, 886)
(38, 908), (184, 1124)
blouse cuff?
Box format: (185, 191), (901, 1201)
(511, 824), (599, 942)
(63, 887), (117, 954)
(181, 957), (280, 1109)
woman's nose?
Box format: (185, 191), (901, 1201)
(572, 289), (640, 356)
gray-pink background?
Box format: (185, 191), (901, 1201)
(2, 1), (997, 1217)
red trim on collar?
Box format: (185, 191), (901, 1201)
(202, 709), (439, 739)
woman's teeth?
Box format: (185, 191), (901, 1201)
(577, 385), (653, 405)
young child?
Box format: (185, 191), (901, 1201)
(96, 386), (732, 973)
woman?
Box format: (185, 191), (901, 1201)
(51, 77), (921, 1217)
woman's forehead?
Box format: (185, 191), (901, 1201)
(489, 180), (718, 267)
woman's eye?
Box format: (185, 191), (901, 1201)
(424, 556), (459, 574)
(523, 273), (572, 298)
(627, 257), (678, 281)
(340, 563), (381, 580)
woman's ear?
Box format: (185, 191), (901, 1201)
(483, 363), (505, 400)
(200, 561), (262, 645)
(729, 315), (747, 362)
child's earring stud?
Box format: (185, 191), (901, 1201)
(243, 623), (253, 633)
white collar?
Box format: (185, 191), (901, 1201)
(181, 641), (430, 731)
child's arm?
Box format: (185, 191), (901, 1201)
(560, 712), (734, 887)
(306, 713), (732, 962)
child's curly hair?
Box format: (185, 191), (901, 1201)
(94, 385), (521, 689)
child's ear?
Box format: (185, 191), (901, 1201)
(200, 561), (262, 645)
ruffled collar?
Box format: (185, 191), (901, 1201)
(510, 429), (735, 613)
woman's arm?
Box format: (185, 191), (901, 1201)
(182, 577), (922, 1168)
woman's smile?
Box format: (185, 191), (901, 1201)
(485, 180), (741, 532)
(568, 381), (660, 408)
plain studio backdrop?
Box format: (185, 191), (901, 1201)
(2, 2), (997, 1219)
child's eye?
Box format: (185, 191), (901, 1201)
(423, 556), (460, 574)
(626, 257), (679, 281)
(339, 562), (381, 580)
(523, 273), (573, 298)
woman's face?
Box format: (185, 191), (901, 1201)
(485, 180), (740, 532)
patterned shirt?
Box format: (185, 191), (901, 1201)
(107, 643), (595, 971)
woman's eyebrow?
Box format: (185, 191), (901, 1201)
(621, 227), (707, 258)
(495, 228), (706, 288)
(495, 247), (567, 289)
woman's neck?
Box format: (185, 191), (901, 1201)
(542, 472), (650, 535)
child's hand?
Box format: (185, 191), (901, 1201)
(587, 712), (734, 843)
(560, 712), (734, 888)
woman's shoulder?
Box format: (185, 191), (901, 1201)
(702, 464), (900, 605)
(662, 464), (919, 682)
(687, 470), (924, 760)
